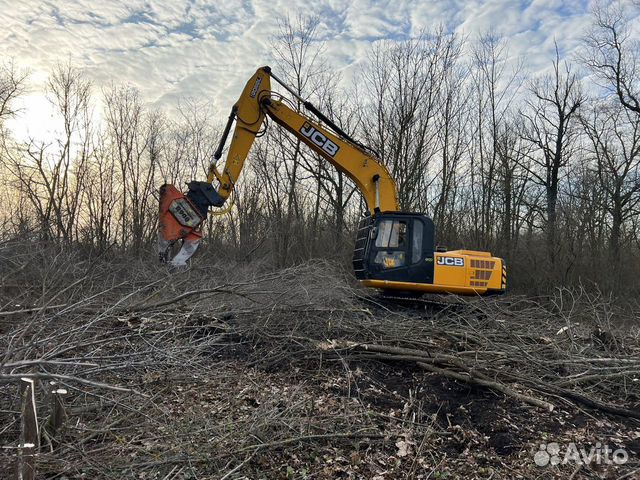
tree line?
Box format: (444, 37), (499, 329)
(1, 4), (639, 294)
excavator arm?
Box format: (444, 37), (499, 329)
(159, 66), (398, 265)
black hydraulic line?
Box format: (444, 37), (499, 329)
(264, 65), (376, 156)
(301, 101), (369, 151)
(214, 105), (238, 160)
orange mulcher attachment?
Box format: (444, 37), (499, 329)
(158, 182), (224, 266)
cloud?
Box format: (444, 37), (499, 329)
(2, 0), (639, 141)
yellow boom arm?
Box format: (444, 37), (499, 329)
(207, 66), (399, 214)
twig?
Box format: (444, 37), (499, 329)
(219, 452), (256, 480)
(0, 304), (67, 316)
(234, 431), (385, 454)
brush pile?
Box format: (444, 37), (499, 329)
(1, 241), (639, 478)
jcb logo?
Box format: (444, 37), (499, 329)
(437, 256), (464, 267)
(249, 77), (262, 98)
(300, 122), (340, 157)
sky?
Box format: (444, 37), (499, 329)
(0, 0), (635, 142)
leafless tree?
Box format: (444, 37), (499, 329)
(103, 84), (164, 250)
(582, 1), (640, 116)
(361, 30), (457, 212)
(494, 118), (535, 260)
(0, 61), (28, 236)
(82, 135), (117, 249)
(521, 48), (584, 266)
(469, 32), (523, 249)
(161, 98), (217, 186)
(431, 38), (470, 241)
(582, 100), (640, 272)
(255, 14), (331, 265)
(6, 63), (92, 243)
(0, 60), (27, 123)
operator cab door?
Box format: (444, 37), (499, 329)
(364, 214), (435, 284)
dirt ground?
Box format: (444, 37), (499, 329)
(4, 358), (637, 479)
(1, 255), (639, 479)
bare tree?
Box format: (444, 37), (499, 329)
(259, 14), (329, 265)
(161, 98), (217, 186)
(431, 39), (470, 242)
(6, 62), (92, 243)
(82, 135), (117, 249)
(469, 32), (523, 249)
(0, 60), (27, 123)
(582, 100), (640, 271)
(104, 84), (163, 250)
(0, 61), (28, 237)
(521, 49), (584, 266)
(361, 29), (461, 212)
(582, 1), (640, 116)
(494, 118), (535, 261)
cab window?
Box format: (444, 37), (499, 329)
(373, 220), (408, 269)
(412, 220), (423, 263)
(375, 220), (407, 248)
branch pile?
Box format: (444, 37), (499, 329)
(1, 241), (638, 478)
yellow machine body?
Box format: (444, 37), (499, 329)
(361, 250), (506, 295)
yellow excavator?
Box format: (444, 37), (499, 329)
(158, 67), (506, 295)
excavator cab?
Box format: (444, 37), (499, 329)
(353, 213), (506, 295)
(353, 213), (435, 284)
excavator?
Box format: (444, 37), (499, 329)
(158, 66), (507, 296)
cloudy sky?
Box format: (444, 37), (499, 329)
(1, 0), (636, 141)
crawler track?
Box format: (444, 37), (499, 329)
(360, 291), (482, 315)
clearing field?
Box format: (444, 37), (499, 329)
(1, 244), (639, 479)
